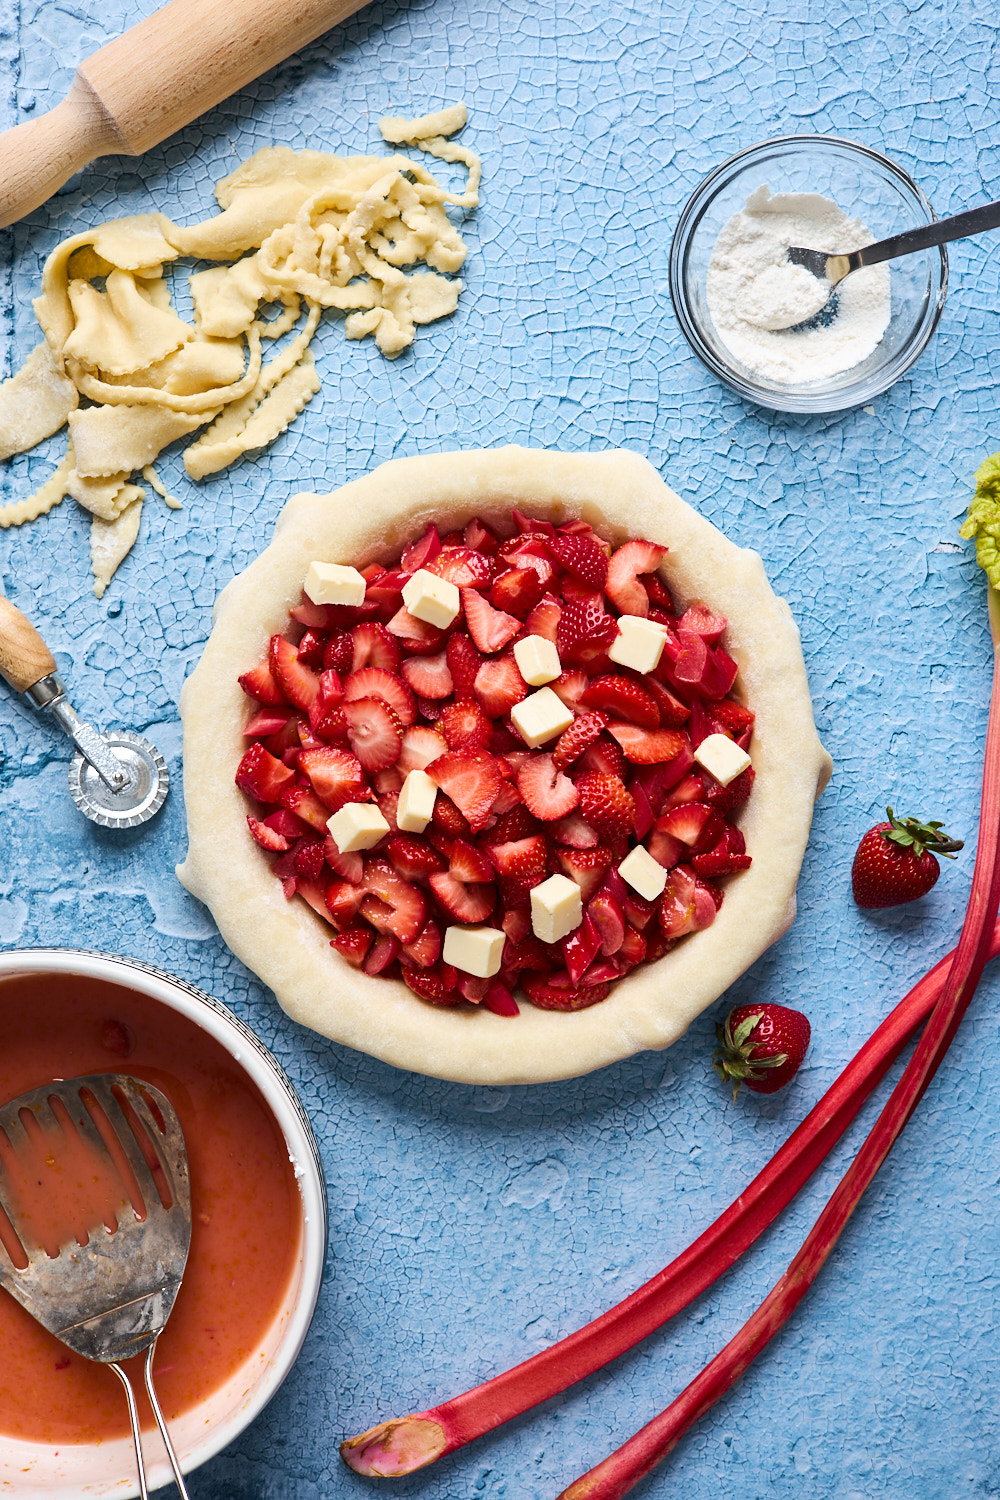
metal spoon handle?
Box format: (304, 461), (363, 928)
(144, 1340), (192, 1499)
(853, 196), (1000, 270)
(109, 1360), (151, 1500)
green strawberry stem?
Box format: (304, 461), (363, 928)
(554, 582), (1000, 1500)
(713, 1010), (788, 1100)
(882, 807), (964, 859)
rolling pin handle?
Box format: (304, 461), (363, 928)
(0, 75), (126, 230)
(0, 596), (60, 695)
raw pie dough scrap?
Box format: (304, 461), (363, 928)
(178, 447), (832, 1086)
(0, 104), (480, 595)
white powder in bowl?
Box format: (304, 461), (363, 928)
(706, 185), (891, 384)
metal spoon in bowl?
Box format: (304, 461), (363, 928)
(778, 195), (1000, 328)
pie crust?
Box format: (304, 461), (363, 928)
(177, 447), (831, 1084)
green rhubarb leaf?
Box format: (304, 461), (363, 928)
(960, 453), (1000, 590)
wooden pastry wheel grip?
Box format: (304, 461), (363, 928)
(0, 0), (372, 228)
(0, 596), (58, 694)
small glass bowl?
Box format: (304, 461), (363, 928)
(669, 135), (947, 414)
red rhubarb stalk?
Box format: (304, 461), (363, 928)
(554, 588), (1000, 1500)
(339, 929), (1000, 1477)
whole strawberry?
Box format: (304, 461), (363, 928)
(713, 1003), (811, 1100)
(851, 807), (963, 910)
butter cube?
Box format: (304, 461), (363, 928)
(531, 873), (583, 944)
(397, 768), (437, 833)
(513, 634), (561, 686)
(326, 801), (389, 853)
(694, 732), (752, 787)
(608, 614), (669, 674)
(443, 924), (505, 978)
(401, 568), (460, 629)
(304, 561), (367, 608)
(618, 844), (668, 901)
(510, 686), (574, 749)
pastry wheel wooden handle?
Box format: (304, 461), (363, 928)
(0, 0), (371, 228)
(0, 596), (58, 694)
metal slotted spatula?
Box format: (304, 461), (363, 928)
(0, 595), (168, 827)
(0, 1073), (193, 1498)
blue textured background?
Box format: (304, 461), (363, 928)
(1, 1), (999, 1495)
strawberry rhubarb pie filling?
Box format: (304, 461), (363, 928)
(234, 513), (758, 1016)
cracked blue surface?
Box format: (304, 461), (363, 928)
(2, 1), (1000, 1496)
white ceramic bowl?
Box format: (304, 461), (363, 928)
(0, 948), (327, 1498)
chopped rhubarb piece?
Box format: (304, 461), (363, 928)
(247, 815), (290, 852)
(427, 546), (492, 588)
(264, 808), (310, 839)
(363, 569), (407, 617)
(581, 676), (658, 729)
(556, 846), (614, 902)
(544, 532), (609, 590)
(363, 931), (401, 975)
(351, 622), (400, 673)
(587, 890), (626, 955)
(269, 635), (321, 712)
(619, 925), (647, 967)
(563, 913), (602, 985)
(440, 699), (492, 753)
(238, 660), (288, 707)
(702, 644), (740, 699)
(306, 669), (344, 733)
(517, 754), (579, 821)
(606, 722), (687, 766)
(523, 972), (610, 1010)
(631, 779), (656, 840)
(427, 752), (503, 832)
(511, 507), (556, 536)
(464, 517), (498, 555)
(576, 772), (635, 843)
(244, 707), (294, 738)
(298, 746), (367, 811)
(484, 980), (520, 1016)
(341, 698), (402, 772)
(556, 597), (618, 667)
(462, 589), (521, 654)
(401, 523), (442, 574)
(344, 667), (416, 726)
(606, 540), (667, 617)
(491, 567), (545, 619)
(401, 649), (453, 700)
(678, 602), (727, 644)
(236, 742), (296, 803)
(552, 711), (608, 770)
(332, 926), (375, 969)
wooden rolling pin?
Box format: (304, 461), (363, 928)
(0, 0), (371, 228)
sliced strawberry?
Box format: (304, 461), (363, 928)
(364, 569), (407, 618)
(431, 793), (472, 840)
(487, 835), (548, 905)
(446, 633), (483, 696)
(658, 863), (717, 939)
(556, 845), (614, 902)
(678, 603), (727, 644)
(344, 667), (416, 727)
(485, 980), (520, 1016)
(387, 834), (447, 880)
(321, 633), (354, 674)
(401, 649), (453, 700)
(544, 532), (609, 590)
(293, 838), (326, 881)
(269, 636), (321, 712)
(333, 926), (375, 969)
(563, 913), (602, 985)
(703, 764), (756, 816)
(401, 523), (441, 574)
(351, 622), (400, 673)
(623, 889), (657, 930)
(306, 669), (344, 733)
(462, 589), (521, 654)
(606, 540), (667, 617)
(576, 772), (634, 843)
(524, 595), (561, 643)
(362, 859), (428, 944)
(511, 508), (556, 536)
(501, 933), (555, 982)
(341, 698), (402, 772)
(552, 811), (600, 848)
(247, 815), (290, 852)
(363, 931), (402, 975)
(373, 765), (404, 795)
(490, 566), (545, 620)
(576, 735), (627, 779)
(298, 745), (367, 811)
(236, 742), (295, 803)
(657, 802), (724, 851)
(238, 659), (288, 707)
(523, 972), (610, 1011)
(402, 964), (463, 1006)
(556, 597), (619, 667)
(552, 711), (608, 770)
(501, 907), (533, 943)
(426, 545), (492, 588)
(642, 571), (675, 610)
(244, 707), (292, 738)
(264, 808), (311, 839)
(631, 778), (656, 841)
(387, 606), (448, 653)
(485, 803), (541, 845)
(440, 699), (492, 753)
(278, 781), (334, 833)
(428, 870), (496, 924)
(692, 824), (752, 877)
(491, 781), (522, 816)
(580, 675), (658, 728)
(661, 773), (707, 811)
(401, 918), (442, 968)
(500, 537), (557, 589)
(324, 838), (364, 885)
(548, 670), (589, 714)
(325, 878), (366, 929)
(517, 754), (580, 821)
(464, 517), (499, 555)
(473, 654), (528, 718)
(398, 726), (449, 773)
(712, 700), (755, 738)
(606, 722), (687, 765)
(587, 891), (626, 955)
(426, 752), (503, 832)
(645, 677), (690, 728)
